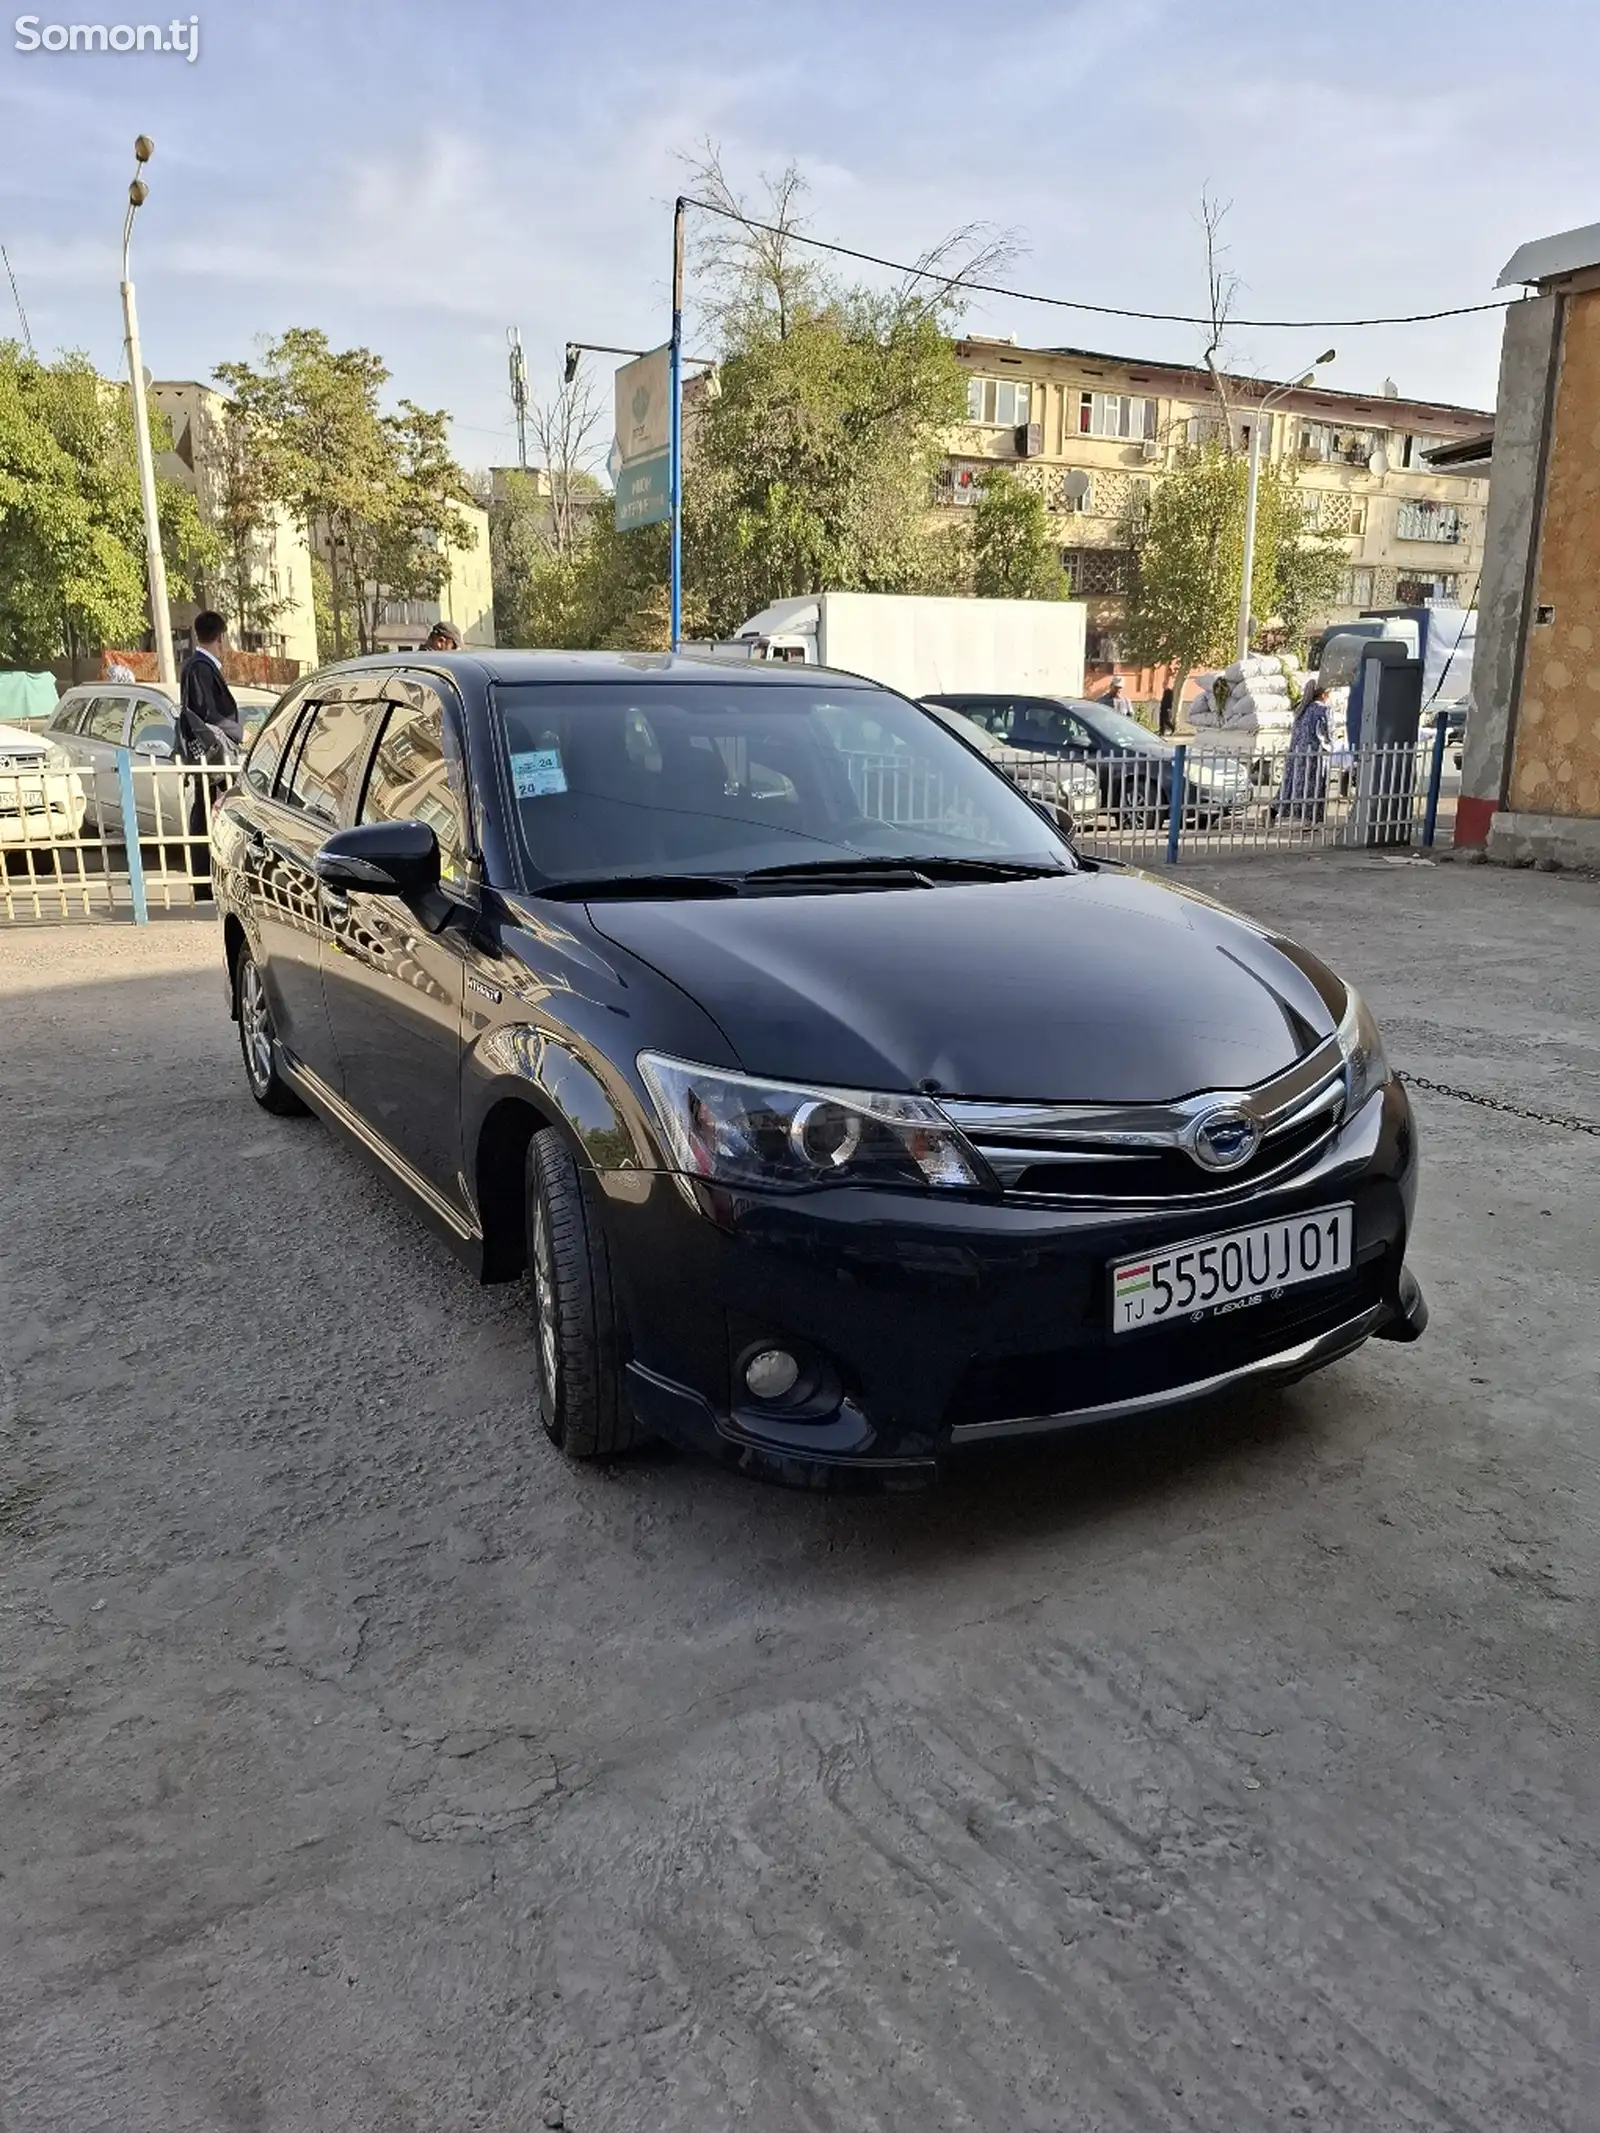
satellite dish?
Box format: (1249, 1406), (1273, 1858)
(1061, 468), (1091, 503)
(1367, 447), (1389, 476)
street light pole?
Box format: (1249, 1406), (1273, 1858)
(120, 136), (176, 690)
(1235, 348), (1336, 663)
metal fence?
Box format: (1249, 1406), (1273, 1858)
(1, 758), (230, 924)
(2, 727), (1456, 927)
(1073, 730), (1455, 865)
(843, 725), (1453, 869)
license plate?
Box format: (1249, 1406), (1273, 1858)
(1110, 1204), (1355, 1335)
(21, 785), (44, 808)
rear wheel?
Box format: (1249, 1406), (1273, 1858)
(526, 1132), (640, 1458)
(234, 947), (307, 1115)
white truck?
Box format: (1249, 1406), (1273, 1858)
(720, 591), (1087, 701)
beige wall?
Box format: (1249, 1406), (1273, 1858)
(1508, 288), (1600, 818)
(440, 506), (494, 646)
(369, 505), (495, 651)
(152, 380), (320, 671)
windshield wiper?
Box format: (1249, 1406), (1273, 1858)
(531, 872), (742, 901)
(745, 854), (1072, 883)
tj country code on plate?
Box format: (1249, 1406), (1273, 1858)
(1110, 1204), (1355, 1335)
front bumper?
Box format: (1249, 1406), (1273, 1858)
(597, 1079), (1422, 1486)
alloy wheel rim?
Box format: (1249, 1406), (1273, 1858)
(531, 1200), (559, 1398)
(240, 960), (273, 1092)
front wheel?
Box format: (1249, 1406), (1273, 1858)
(234, 946), (307, 1115)
(526, 1132), (641, 1458)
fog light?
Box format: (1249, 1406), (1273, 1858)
(744, 1348), (801, 1401)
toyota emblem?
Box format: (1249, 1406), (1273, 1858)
(1189, 1107), (1262, 1172)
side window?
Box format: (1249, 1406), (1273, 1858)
(244, 692), (309, 797)
(50, 696), (91, 736)
(128, 699), (175, 753)
(281, 699), (384, 827)
(80, 696), (130, 743)
(360, 696), (468, 881)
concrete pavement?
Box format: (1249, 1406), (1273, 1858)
(0, 856), (1593, 2132)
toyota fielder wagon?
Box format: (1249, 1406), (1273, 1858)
(213, 651), (1425, 1487)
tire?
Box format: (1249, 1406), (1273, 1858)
(526, 1131), (640, 1458)
(234, 946), (308, 1116)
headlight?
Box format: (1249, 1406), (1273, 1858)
(1337, 985), (1390, 1110)
(44, 744), (72, 771)
(637, 1053), (991, 1193)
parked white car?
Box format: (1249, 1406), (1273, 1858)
(46, 681), (281, 840)
(0, 722), (87, 849)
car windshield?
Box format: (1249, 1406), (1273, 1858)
(1080, 702), (1166, 753)
(495, 681), (1073, 885)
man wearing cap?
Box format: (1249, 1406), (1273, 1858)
(423, 620), (461, 652)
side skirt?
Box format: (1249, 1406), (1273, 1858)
(281, 1049), (485, 1279)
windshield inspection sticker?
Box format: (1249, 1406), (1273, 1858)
(511, 748), (567, 799)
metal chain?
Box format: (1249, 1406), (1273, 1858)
(1399, 1071), (1600, 1136)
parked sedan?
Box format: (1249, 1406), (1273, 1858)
(918, 697), (1100, 836)
(214, 650), (1425, 1489)
(0, 723), (86, 849)
(925, 691), (1255, 827)
(49, 681), (281, 839)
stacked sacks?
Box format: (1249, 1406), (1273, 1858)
(1186, 652), (1301, 734)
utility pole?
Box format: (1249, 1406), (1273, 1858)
(669, 196), (685, 651)
(507, 327), (529, 471)
(120, 135), (176, 690)
(2, 244), (32, 354)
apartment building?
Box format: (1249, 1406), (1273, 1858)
(945, 339), (1493, 669)
(357, 507), (496, 654)
(151, 380), (320, 674)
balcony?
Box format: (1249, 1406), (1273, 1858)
(1394, 500), (1465, 545)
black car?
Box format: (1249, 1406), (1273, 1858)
(924, 691), (1255, 826)
(214, 651), (1425, 1488)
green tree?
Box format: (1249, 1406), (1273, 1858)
(204, 401), (289, 643)
(530, 151), (1008, 649)
(972, 468), (1069, 599)
(216, 329), (474, 658)
(1122, 441), (1342, 712)
(672, 148), (1010, 636)
(683, 297), (971, 633)
(0, 342), (209, 666)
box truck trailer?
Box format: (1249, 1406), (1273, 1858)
(724, 592), (1087, 701)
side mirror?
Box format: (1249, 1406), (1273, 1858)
(315, 820), (440, 897)
(134, 735), (173, 759)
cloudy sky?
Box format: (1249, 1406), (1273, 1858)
(1, 0), (1592, 470)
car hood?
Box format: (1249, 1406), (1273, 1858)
(586, 869), (1341, 1103)
(0, 723), (50, 761)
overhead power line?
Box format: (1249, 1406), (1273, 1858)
(679, 196), (1514, 331)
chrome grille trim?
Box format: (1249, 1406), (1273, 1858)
(942, 1038), (1347, 1202)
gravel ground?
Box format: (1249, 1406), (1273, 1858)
(1, 856), (1594, 2133)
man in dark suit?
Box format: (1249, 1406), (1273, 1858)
(177, 610), (243, 893)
